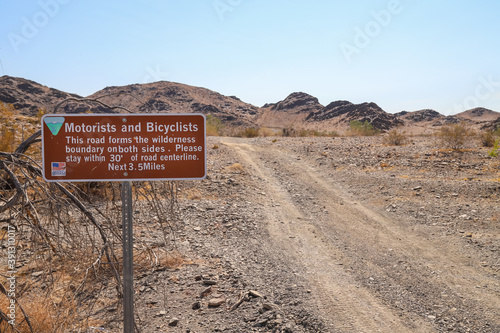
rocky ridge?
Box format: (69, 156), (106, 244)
(0, 76), (81, 115)
(1, 75), (499, 133)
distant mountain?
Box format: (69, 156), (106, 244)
(258, 93), (403, 131)
(85, 81), (259, 126)
(257, 92), (324, 128)
(0, 76), (81, 115)
(395, 109), (444, 123)
(1, 75), (499, 133)
(306, 100), (403, 130)
(455, 107), (500, 122)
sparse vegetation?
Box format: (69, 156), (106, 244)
(206, 115), (225, 136)
(237, 127), (260, 138)
(0, 103), (18, 152)
(435, 122), (474, 150)
(383, 129), (409, 146)
(282, 126), (338, 137)
(0, 100), (183, 332)
(479, 131), (496, 147)
(226, 162), (245, 173)
(348, 120), (378, 136)
(488, 139), (499, 157)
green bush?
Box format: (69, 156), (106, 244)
(206, 115), (225, 136)
(489, 139), (499, 157)
(349, 120), (378, 136)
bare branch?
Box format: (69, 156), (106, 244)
(52, 97), (134, 114)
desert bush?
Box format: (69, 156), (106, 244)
(282, 127), (338, 137)
(435, 122), (473, 150)
(0, 103), (18, 152)
(383, 129), (409, 146)
(238, 127), (260, 138)
(489, 139), (499, 157)
(206, 115), (225, 136)
(282, 126), (296, 137)
(260, 127), (279, 137)
(479, 131), (498, 147)
(349, 120), (378, 136)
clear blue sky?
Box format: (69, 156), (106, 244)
(1, 0), (499, 115)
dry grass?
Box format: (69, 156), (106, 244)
(237, 127), (260, 138)
(225, 163), (244, 174)
(0, 291), (83, 333)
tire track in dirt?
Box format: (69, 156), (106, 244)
(222, 139), (434, 332)
(221, 137), (500, 332)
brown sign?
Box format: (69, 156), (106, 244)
(42, 114), (206, 182)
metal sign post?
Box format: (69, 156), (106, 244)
(121, 181), (134, 332)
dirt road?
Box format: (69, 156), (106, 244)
(217, 137), (500, 332)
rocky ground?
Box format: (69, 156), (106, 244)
(91, 136), (499, 332)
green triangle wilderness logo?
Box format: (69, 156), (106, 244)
(44, 117), (65, 136)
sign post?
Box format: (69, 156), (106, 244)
(41, 113), (206, 332)
(121, 181), (134, 333)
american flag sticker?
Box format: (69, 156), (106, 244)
(51, 162), (66, 176)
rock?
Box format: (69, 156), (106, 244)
(249, 290), (263, 298)
(200, 286), (212, 298)
(192, 301), (201, 310)
(168, 317), (179, 326)
(208, 298), (225, 308)
(203, 280), (217, 286)
(262, 303), (274, 311)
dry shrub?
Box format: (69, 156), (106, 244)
(479, 131), (498, 148)
(0, 292), (81, 333)
(259, 127), (277, 137)
(435, 122), (474, 150)
(282, 127), (338, 137)
(226, 163), (244, 174)
(383, 129), (409, 146)
(1, 99), (184, 331)
(162, 250), (185, 269)
(206, 115), (225, 136)
(184, 188), (203, 200)
(237, 127), (260, 138)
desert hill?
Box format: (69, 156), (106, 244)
(456, 107), (500, 122)
(86, 81), (260, 127)
(257, 92), (324, 128)
(0, 76), (81, 115)
(1, 75), (499, 133)
(257, 93), (403, 131)
(306, 100), (403, 131)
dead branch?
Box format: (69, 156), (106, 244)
(52, 97), (134, 114)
